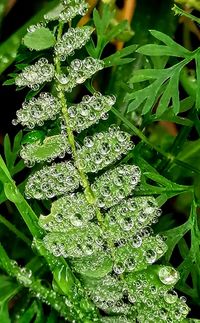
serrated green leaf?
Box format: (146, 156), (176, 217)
(149, 30), (192, 57)
(129, 68), (166, 83)
(127, 59), (190, 115)
(3, 132), (24, 175)
(23, 27), (55, 51)
(104, 45), (137, 67)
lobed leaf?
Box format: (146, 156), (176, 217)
(23, 27), (56, 51)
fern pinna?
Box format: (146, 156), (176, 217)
(11, 0), (189, 322)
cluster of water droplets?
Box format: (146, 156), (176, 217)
(13, 93), (61, 128)
(10, 260), (33, 287)
(39, 192), (96, 232)
(92, 165), (141, 209)
(20, 134), (70, 167)
(126, 267), (189, 322)
(45, 0), (88, 22)
(76, 126), (133, 173)
(15, 58), (55, 90)
(112, 235), (167, 275)
(54, 26), (93, 60)
(25, 162), (80, 199)
(64, 92), (116, 133)
(56, 57), (104, 92)
(59, 0), (88, 22)
(105, 197), (161, 234)
(43, 223), (103, 258)
(83, 274), (129, 315)
(101, 316), (133, 323)
(26, 22), (45, 33)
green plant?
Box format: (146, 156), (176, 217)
(1, 0), (200, 322)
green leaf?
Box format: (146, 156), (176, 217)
(195, 52), (200, 110)
(127, 59), (190, 115)
(0, 302), (10, 323)
(149, 30), (192, 57)
(17, 301), (38, 323)
(3, 79), (16, 86)
(23, 27), (56, 51)
(3, 132), (24, 176)
(71, 253), (113, 278)
(151, 97), (194, 126)
(20, 135), (70, 164)
(137, 44), (186, 57)
(0, 275), (20, 323)
(176, 138), (200, 167)
(92, 4), (133, 58)
(129, 68), (165, 83)
(53, 265), (75, 296)
(3, 135), (12, 170)
(21, 130), (46, 145)
(104, 45), (137, 67)
(163, 221), (191, 262)
(0, 275), (19, 303)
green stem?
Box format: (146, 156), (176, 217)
(0, 155), (43, 238)
(54, 22), (116, 268)
(0, 155), (98, 320)
(0, 243), (73, 320)
(0, 214), (31, 246)
(172, 4), (200, 25)
(54, 22), (103, 225)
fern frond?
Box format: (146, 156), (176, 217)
(8, 1), (191, 321)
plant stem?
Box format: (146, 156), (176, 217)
(54, 22), (103, 225)
(54, 22), (116, 264)
(0, 243), (74, 320)
(0, 155), (43, 238)
(0, 214), (31, 246)
(172, 4), (200, 25)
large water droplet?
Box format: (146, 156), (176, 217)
(158, 266), (179, 285)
